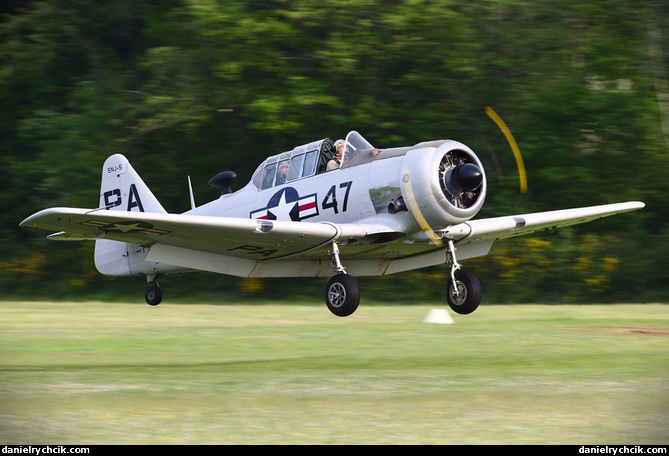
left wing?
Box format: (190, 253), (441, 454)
(20, 207), (368, 260)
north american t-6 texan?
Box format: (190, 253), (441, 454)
(21, 130), (644, 317)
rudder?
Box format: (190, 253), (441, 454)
(98, 154), (166, 214)
(94, 154), (165, 276)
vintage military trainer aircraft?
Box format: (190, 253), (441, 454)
(21, 131), (644, 317)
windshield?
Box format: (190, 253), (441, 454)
(345, 131), (373, 151)
(342, 131), (374, 164)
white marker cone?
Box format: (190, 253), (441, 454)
(422, 309), (454, 324)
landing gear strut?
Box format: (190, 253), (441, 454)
(446, 240), (481, 315)
(324, 242), (360, 317)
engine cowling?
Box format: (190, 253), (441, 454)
(399, 140), (486, 231)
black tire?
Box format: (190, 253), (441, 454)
(325, 273), (360, 317)
(145, 284), (162, 306)
(446, 270), (481, 315)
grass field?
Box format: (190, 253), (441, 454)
(1, 301), (667, 445)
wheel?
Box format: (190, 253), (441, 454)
(325, 273), (360, 317)
(145, 284), (162, 306)
(446, 270), (481, 315)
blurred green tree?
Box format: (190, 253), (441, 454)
(1, 0), (666, 303)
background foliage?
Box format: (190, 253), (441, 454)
(2, 0), (668, 303)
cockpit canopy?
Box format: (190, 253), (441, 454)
(251, 131), (373, 190)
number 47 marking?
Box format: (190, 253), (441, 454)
(322, 181), (352, 214)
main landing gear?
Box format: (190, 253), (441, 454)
(446, 240), (481, 315)
(323, 240), (482, 317)
(142, 241), (482, 317)
(145, 274), (162, 306)
(324, 242), (360, 317)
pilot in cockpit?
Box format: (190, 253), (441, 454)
(327, 139), (346, 171)
(275, 161), (289, 184)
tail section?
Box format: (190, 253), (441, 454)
(98, 154), (166, 214)
(94, 154), (166, 276)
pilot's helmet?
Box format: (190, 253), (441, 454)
(334, 139), (345, 152)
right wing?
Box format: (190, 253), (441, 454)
(444, 201), (645, 244)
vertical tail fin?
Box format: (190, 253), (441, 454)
(95, 154), (165, 276)
(99, 154), (166, 214)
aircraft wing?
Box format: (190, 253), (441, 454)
(20, 202), (644, 278)
(20, 207), (368, 259)
(445, 201), (645, 244)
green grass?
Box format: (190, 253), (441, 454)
(1, 301), (668, 444)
